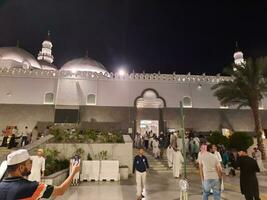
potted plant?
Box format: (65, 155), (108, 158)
(119, 165), (129, 180)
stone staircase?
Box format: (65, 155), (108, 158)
(144, 150), (170, 172)
(133, 148), (198, 174)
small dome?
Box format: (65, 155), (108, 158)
(61, 57), (107, 73)
(39, 60), (57, 71)
(0, 47), (41, 69)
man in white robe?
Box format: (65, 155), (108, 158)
(166, 145), (173, 168)
(172, 148), (184, 178)
(28, 149), (45, 182)
(152, 138), (160, 159)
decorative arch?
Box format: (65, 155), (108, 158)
(134, 88), (166, 108)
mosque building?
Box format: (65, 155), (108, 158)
(0, 32), (267, 136)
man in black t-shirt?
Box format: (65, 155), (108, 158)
(0, 149), (80, 200)
(233, 149), (261, 200)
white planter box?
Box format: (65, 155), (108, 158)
(119, 167), (129, 180)
(81, 160), (100, 181)
(99, 160), (119, 181)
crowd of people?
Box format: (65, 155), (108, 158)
(0, 126), (51, 149)
(134, 130), (265, 200)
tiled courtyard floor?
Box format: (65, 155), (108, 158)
(57, 171), (267, 200)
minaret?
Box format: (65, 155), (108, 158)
(37, 31), (54, 63)
(233, 42), (244, 66)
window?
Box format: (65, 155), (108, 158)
(44, 92), (54, 104)
(87, 94), (96, 105)
(259, 101), (264, 110)
(183, 96), (192, 108)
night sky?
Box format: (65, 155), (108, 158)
(0, 1), (267, 75)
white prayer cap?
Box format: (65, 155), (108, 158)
(7, 149), (30, 166)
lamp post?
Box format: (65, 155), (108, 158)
(179, 101), (189, 200)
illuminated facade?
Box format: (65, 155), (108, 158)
(0, 33), (266, 135)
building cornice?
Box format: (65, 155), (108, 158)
(0, 67), (232, 83)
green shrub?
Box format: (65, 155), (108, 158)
(229, 132), (253, 151)
(95, 150), (109, 160)
(74, 147), (84, 156)
(50, 128), (124, 144)
(44, 148), (69, 176)
(207, 131), (229, 148)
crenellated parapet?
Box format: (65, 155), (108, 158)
(0, 67), (232, 83)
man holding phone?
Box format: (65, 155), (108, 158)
(0, 149), (80, 200)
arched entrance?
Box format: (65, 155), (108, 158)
(133, 89), (166, 137)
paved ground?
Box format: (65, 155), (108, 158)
(57, 171), (267, 200)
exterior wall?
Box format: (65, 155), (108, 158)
(80, 106), (134, 131)
(165, 108), (267, 132)
(0, 76), (57, 104)
(0, 104), (54, 131)
(3, 71), (267, 109)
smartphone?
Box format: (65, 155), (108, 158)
(73, 155), (80, 165)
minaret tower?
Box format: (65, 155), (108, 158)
(233, 41), (244, 66)
(37, 31), (54, 63)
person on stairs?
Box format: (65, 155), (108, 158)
(133, 147), (149, 200)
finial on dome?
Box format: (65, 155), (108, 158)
(46, 30), (51, 41)
(16, 40), (20, 47)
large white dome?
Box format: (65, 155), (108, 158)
(61, 57), (107, 73)
(0, 47), (41, 69)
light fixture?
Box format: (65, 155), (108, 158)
(118, 68), (126, 76)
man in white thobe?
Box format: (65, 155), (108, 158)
(28, 149), (45, 182)
(172, 148), (184, 178)
(166, 145), (173, 168)
(152, 137), (160, 159)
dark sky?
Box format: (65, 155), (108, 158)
(0, 1), (267, 74)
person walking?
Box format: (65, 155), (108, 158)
(0, 149), (80, 200)
(191, 141), (199, 162)
(28, 149), (46, 182)
(172, 147), (184, 178)
(152, 137), (160, 159)
(233, 149), (261, 200)
(166, 145), (173, 168)
(133, 147), (149, 200)
(144, 132), (149, 150)
(21, 126), (30, 147)
(158, 132), (166, 159)
(199, 144), (222, 200)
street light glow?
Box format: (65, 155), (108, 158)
(118, 68), (126, 76)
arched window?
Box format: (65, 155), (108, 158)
(183, 96), (192, 107)
(44, 92), (54, 104)
(87, 94), (96, 105)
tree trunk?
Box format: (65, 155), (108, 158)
(251, 101), (266, 160)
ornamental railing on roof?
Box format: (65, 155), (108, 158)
(0, 67), (232, 83)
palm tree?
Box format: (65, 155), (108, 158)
(212, 56), (267, 159)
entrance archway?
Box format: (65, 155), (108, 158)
(134, 89), (166, 137)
